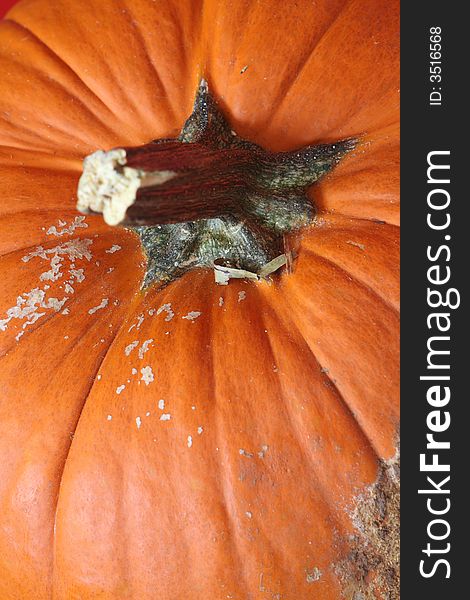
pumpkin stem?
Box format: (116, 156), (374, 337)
(76, 80), (356, 286)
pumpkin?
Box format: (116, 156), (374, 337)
(0, 0), (399, 598)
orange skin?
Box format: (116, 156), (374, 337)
(0, 0), (399, 598)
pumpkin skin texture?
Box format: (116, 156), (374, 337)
(0, 0), (399, 598)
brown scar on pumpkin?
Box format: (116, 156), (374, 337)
(333, 445), (400, 599)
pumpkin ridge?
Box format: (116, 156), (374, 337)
(114, 0), (180, 128)
(0, 116), (57, 150)
(192, 276), (249, 583)
(279, 285), (398, 458)
(51, 291), (145, 587)
(300, 247), (399, 313)
(2, 16), (126, 120)
(253, 0), (351, 137)
(0, 154), (80, 172)
(0, 228), (92, 259)
(207, 283), (327, 592)
(258, 286), (381, 464)
(1, 21), (122, 145)
(261, 304), (379, 499)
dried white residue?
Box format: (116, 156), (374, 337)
(187, 435), (193, 448)
(136, 416), (142, 430)
(1, 288), (67, 334)
(182, 311), (201, 321)
(197, 426), (203, 435)
(116, 384), (125, 395)
(88, 298), (109, 315)
(258, 445), (269, 458)
(124, 340), (139, 356)
(69, 267), (85, 283)
(305, 567), (322, 583)
(1, 235), (94, 337)
(128, 313), (145, 332)
(160, 413), (171, 421)
(46, 215), (88, 237)
(23, 238), (93, 265)
(105, 244), (122, 254)
(218, 297), (224, 307)
(158, 399), (165, 410)
(156, 303), (174, 322)
(140, 365), (154, 385)
(131, 368), (138, 375)
(107, 414), (112, 421)
(245, 511), (252, 519)
(0, 238), (94, 338)
(238, 291), (246, 302)
(138, 338), (153, 359)
(239, 448), (254, 458)
(39, 254), (63, 282)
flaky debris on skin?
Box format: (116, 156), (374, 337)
(333, 449), (400, 600)
(77, 79), (356, 287)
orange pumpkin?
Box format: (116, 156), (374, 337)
(0, 0), (399, 598)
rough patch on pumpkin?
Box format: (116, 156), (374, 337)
(333, 448), (400, 600)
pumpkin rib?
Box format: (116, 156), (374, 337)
(0, 288), (96, 360)
(253, 0), (350, 137)
(0, 150), (81, 171)
(171, 273), (257, 592)
(260, 305), (380, 506)
(194, 276), (282, 593)
(314, 130), (399, 224)
(0, 228), (143, 356)
(4, 19), (121, 123)
(111, 0), (180, 128)
(1, 17), (125, 129)
(0, 59), (120, 157)
(51, 293), (144, 593)
(52, 273), (260, 596)
(260, 287), (380, 463)
(207, 282), (343, 589)
(299, 245), (399, 313)
(261, 0), (399, 145)
(279, 259), (399, 458)
(0, 119), (56, 150)
(0, 282), (140, 598)
(211, 288), (316, 590)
